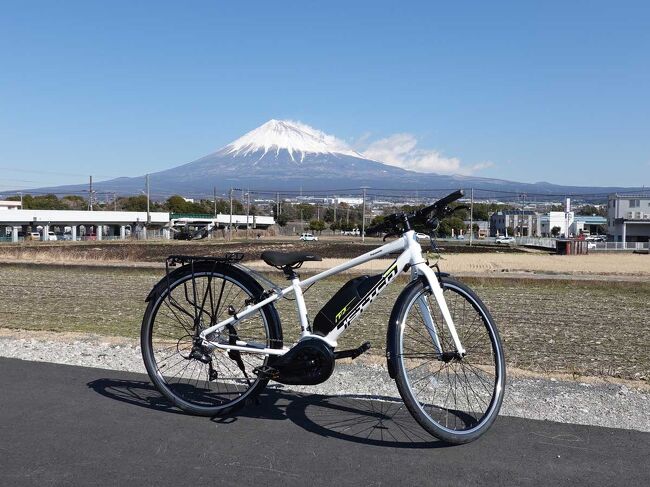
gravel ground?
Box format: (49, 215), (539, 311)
(2, 332), (648, 433)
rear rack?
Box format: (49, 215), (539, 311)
(166, 253), (245, 267)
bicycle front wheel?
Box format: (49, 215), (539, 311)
(392, 276), (505, 444)
(141, 262), (282, 416)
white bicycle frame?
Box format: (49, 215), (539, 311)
(198, 230), (466, 357)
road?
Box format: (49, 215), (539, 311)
(0, 357), (648, 486)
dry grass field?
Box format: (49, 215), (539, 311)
(0, 239), (648, 277)
(0, 261), (647, 381)
(248, 252), (650, 278)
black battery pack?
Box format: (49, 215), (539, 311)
(312, 274), (381, 335)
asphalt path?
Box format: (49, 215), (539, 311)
(1, 357), (648, 486)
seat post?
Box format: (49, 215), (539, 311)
(282, 265), (299, 280)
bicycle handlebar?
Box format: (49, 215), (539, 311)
(366, 189), (465, 236)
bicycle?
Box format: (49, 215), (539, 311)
(140, 189), (506, 444)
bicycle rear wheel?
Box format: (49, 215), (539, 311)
(141, 262), (282, 416)
(392, 276), (505, 444)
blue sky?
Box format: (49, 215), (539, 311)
(1, 0), (649, 191)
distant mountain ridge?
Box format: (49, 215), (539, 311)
(12, 120), (646, 199)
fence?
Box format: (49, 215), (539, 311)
(515, 236), (557, 249)
(590, 241), (650, 251)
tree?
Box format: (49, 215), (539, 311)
(18, 194), (70, 210)
(166, 195), (189, 213)
(119, 195), (149, 211)
(340, 221), (354, 232)
(471, 204), (490, 222)
(370, 215), (385, 226)
(323, 208), (335, 223)
(577, 205), (606, 217)
(438, 217), (465, 237)
(276, 214), (289, 227)
(296, 203), (314, 221)
(61, 195), (87, 210)
(278, 202), (297, 221)
(551, 226), (561, 237)
(308, 219), (326, 234)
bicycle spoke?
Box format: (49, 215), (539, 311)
(398, 280), (504, 439)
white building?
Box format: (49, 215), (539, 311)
(0, 200), (22, 210)
(540, 211), (575, 237)
(333, 197), (363, 206)
(607, 193), (650, 243)
(0, 209), (170, 242)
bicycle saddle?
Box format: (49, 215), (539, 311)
(261, 251), (322, 268)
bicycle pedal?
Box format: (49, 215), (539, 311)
(334, 341), (371, 360)
(253, 365), (279, 379)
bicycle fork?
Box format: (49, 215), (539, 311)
(414, 263), (466, 357)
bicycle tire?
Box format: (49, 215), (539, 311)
(392, 276), (505, 444)
(141, 262), (282, 416)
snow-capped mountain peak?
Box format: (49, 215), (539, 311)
(223, 119), (360, 162)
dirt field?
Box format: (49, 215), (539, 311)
(255, 252), (650, 277)
(0, 262), (647, 381)
(0, 239), (648, 277)
(0, 237), (521, 265)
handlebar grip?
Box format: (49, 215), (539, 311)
(434, 189), (465, 208)
(415, 189), (465, 220)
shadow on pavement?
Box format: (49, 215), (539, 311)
(87, 378), (443, 448)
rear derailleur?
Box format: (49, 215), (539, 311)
(189, 337), (219, 381)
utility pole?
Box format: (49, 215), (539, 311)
(114, 193), (117, 211)
(19, 192), (23, 208)
(361, 187), (367, 243)
(246, 189), (250, 240)
(276, 192), (280, 218)
(213, 187), (217, 217)
(469, 188), (474, 246)
(229, 187), (233, 241)
(88, 176), (93, 211)
(333, 197), (337, 224)
(519, 193), (526, 238)
(145, 174), (150, 224)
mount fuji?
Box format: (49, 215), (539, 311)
(19, 120), (644, 198)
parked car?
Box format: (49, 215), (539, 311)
(47, 231), (57, 241)
(495, 236), (516, 244)
(299, 233), (318, 241)
(26, 232), (41, 241)
(456, 234), (465, 240)
(415, 232), (431, 241)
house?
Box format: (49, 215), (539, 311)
(490, 210), (541, 237)
(540, 211), (575, 237)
